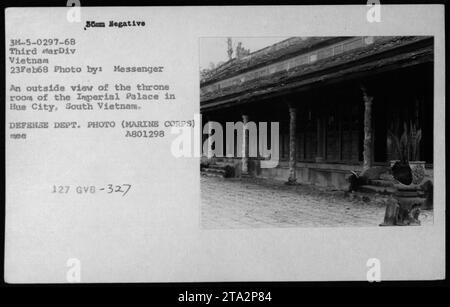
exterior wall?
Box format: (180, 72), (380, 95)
(215, 157), (362, 189)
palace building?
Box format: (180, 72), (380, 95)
(200, 36), (434, 189)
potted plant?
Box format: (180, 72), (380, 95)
(388, 121), (425, 184)
(387, 123), (412, 185)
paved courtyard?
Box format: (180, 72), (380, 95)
(201, 175), (434, 228)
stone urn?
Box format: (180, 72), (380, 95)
(380, 184), (424, 226)
(381, 162), (426, 226)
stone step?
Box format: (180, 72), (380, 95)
(203, 168), (226, 175)
(207, 164), (228, 170)
(368, 179), (394, 187)
(358, 185), (396, 195)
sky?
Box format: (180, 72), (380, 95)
(199, 37), (290, 70)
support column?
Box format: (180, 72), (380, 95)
(315, 116), (325, 162)
(361, 86), (373, 170)
(287, 105), (297, 184)
(241, 114), (249, 174)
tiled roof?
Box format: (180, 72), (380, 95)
(200, 36), (433, 107)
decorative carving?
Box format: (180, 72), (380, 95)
(236, 42), (250, 59)
(410, 161), (426, 185)
(227, 37), (233, 61)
